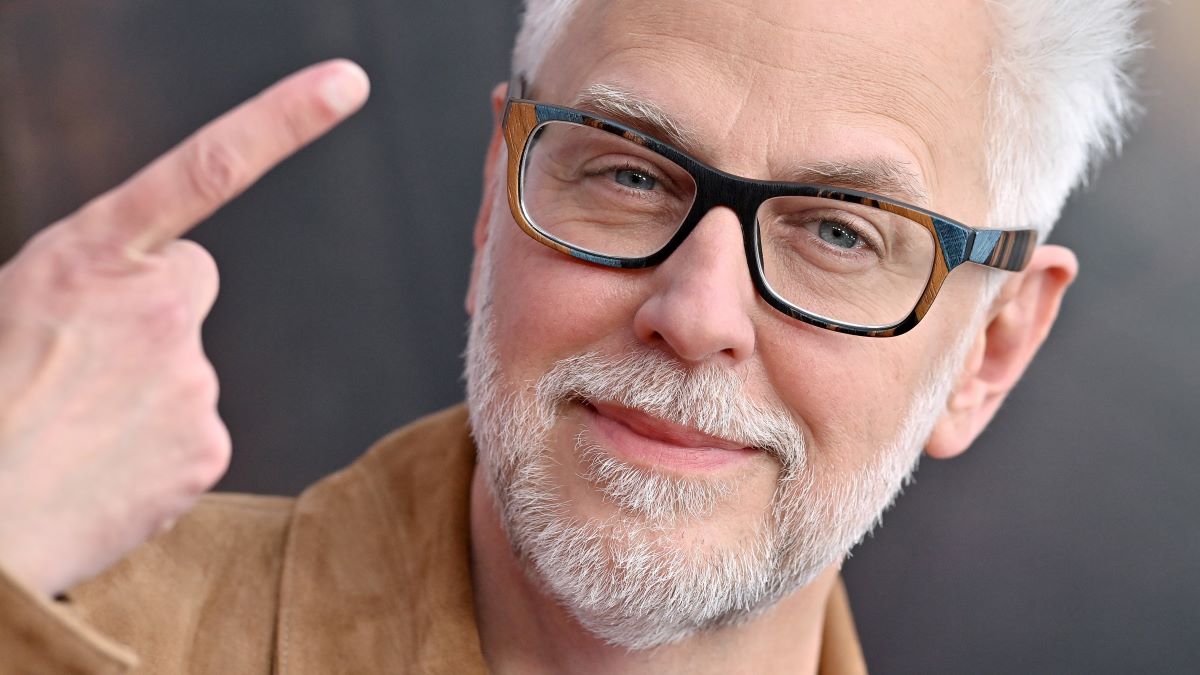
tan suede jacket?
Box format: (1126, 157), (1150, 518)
(0, 406), (868, 674)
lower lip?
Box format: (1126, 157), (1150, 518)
(582, 404), (760, 473)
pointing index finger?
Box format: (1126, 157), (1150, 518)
(78, 59), (370, 254)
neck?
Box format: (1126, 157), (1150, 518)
(468, 467), (839, 675)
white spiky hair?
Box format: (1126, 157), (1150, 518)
(510, 0), (1145, 241)
(983, 0), (1143, 238)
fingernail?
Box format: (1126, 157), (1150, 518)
(320, 61), (370, 115)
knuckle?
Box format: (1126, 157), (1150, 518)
(185, 419), (232, 493)
(137, 290), (194, 342)
(176, 362), (221, 408)
(279, 105), (314, 149)
(13, 229), (104, 313)
(185, 137), (246, 204)
(36, 237), (90, 295)
(188, 240), (219, 277)
(174, 240), (220, 291)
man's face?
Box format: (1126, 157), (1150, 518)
(468, 0), (996, 648)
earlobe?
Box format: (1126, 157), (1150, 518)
(466, 82), (511, 316)
(926, 329), (987, 460)
(925, 245), (1079, 459)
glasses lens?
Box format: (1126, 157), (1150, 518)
(757, 196), (935, 327)
(519, 121), (698, 258)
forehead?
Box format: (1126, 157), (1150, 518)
(535, 0), (994, 219)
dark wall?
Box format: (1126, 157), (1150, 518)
(1, 2), (1196, 673)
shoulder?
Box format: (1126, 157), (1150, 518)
(168, 491), (295, 547)
(311, 404), (473, 503)
(68, 493), (296, 672)
(365, 404), (472, 466)
(82, 492), (295, 592)
(72, 491), (295, 604)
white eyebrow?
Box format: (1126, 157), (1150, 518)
(571, 83), (699, 149)
(786, 159), (931, 206)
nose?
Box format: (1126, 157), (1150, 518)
(632, 207), (758, 365)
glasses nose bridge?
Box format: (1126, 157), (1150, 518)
(666, 169), (766, 271)
(681, 170), (763, 249)
(693, 169), (766, 225)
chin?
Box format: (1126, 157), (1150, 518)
(479, 410), (826, 650)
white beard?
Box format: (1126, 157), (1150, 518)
(465, 242), (973, 650)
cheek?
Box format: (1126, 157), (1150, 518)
(755, 322), (936, 471)
(485, 218), (644, 382)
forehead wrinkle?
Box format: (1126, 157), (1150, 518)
(620, 22), (960, 129)
(612, 21), (963, 171)
(766, 61), (955, 202)
(600, 50), (955, 201)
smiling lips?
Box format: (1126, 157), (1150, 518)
(585, 401), (760, 472)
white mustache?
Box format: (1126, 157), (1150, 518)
(535, 349), (808, 476)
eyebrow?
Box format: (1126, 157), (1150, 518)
(784, 159), (931, 206)
(572, 84), (700, 152)
(570, 84), (931, 206)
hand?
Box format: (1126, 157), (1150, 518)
(0, 59), (369, 597)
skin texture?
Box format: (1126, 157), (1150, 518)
(467, 1), (1077, 673)
(0, 60), (370, 596)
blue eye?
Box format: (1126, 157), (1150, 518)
(614, 169), (657, 191)
(817, 220), (860, 249)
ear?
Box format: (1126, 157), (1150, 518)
(925, 245), (1079, 459)
(465, 81), (511, 316)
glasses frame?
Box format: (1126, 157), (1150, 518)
(501, 77), (1036, 338)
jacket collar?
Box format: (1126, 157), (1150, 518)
(275, 406), (485, 675)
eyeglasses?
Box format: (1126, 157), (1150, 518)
(501, 78), (1036, 338)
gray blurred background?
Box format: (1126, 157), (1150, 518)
(0, 1), (1195, 672)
